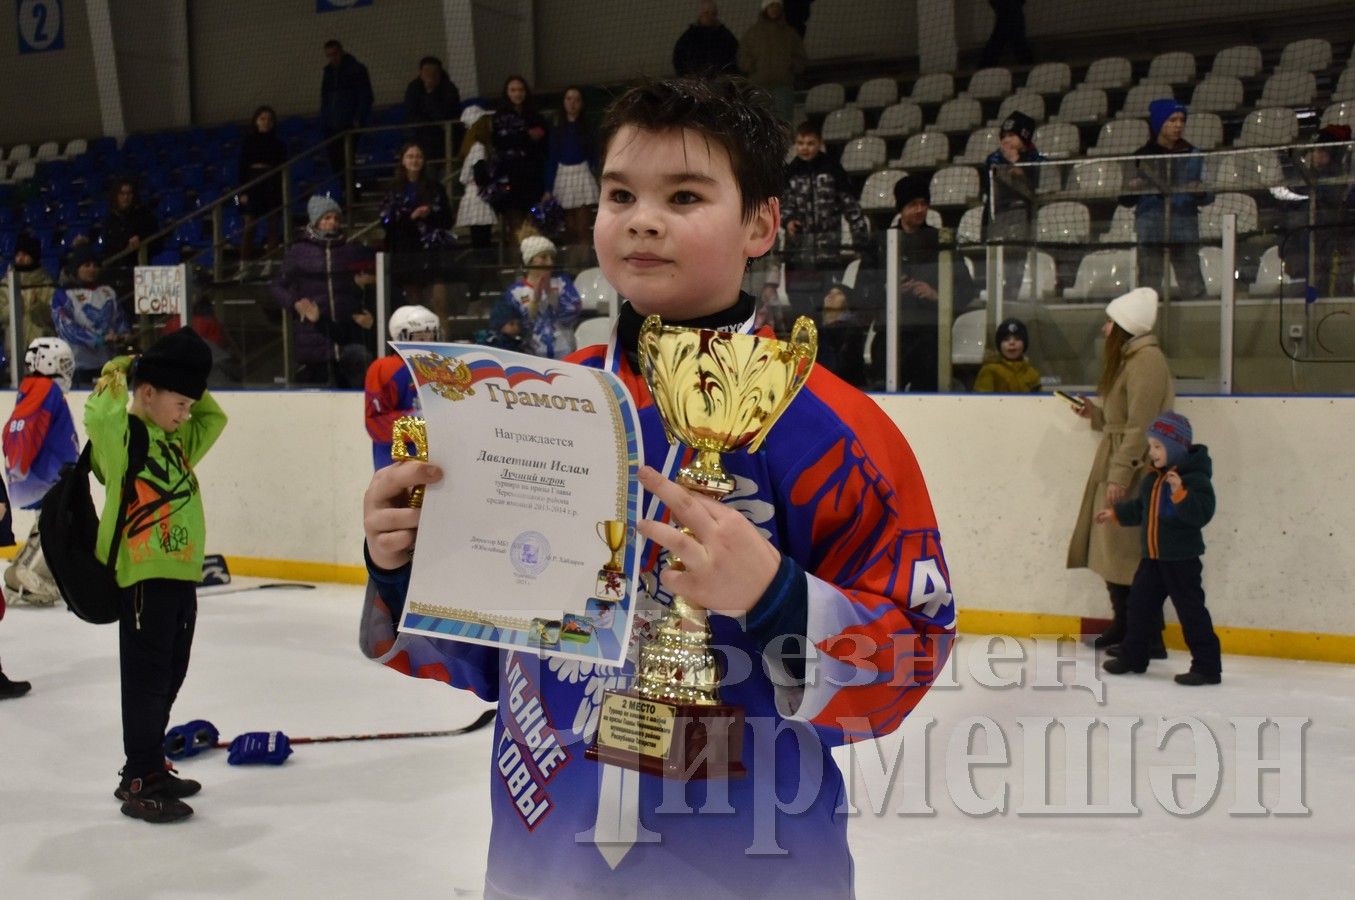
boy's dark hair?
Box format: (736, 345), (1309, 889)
(599, 77), (790, 224)
(324, 39), (343, 52)
(794, 120), (821, 139)
(418, 55), (442, 70)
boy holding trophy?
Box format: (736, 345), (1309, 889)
(360, 78), (955, 898)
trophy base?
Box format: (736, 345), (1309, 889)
(585, 690), (746, 780)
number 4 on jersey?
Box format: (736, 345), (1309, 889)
(908, 557), (953, 619)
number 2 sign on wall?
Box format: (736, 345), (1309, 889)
(18, 0), (64, 54)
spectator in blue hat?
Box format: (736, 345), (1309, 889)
(1119, 99), (1210, 300)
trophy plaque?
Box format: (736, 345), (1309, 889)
(586, 315), (816, 779)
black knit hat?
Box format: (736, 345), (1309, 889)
(994, 317), (1029, 349)
(1000, 111), (1036, 146)
(133, 328), (213, 400)
(15, 232), (41, 261)
(893, 173), (931, 210)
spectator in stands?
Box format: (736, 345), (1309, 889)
(672, 1), (739, 77)
(738, 1), (806, 124)
(455, 106), (498, 251)
(1067, 287), (1173, 658)
(404, 55), (461, 164)
(500, 227), (582, 359)
(476, 296), (527, 353)
(1275, 124), (1354, 298)
(982, 111), (1043, 306)
(979, 0), (1034, 67)
(238, 105), (287, 276)
(100, 178), (158, 300)
(380, 142), (456, 321)
(1120, 99), (1210, 300)
(271, 196), (376, 387)
(543, 87), (600, 267)
(974, 317), (1041, 392)
(2, 233), (57, 342)
(491, 76), (550, 246)
(861, 173), (977, 391)
(320, 39), (375, 186)
(783, 0), (815, 37)
(52, 245), (130, 388)
(815, 280), (868, 387)
(781, 120), (870, 319)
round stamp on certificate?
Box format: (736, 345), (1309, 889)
(509, 530), (552, 579)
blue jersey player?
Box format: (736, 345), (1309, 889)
(360, 78), (956, 899)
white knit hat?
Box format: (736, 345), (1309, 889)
(520, 234), (557, 265)
(460, 105), (491, 128)
(1105, 287), (1158, 336)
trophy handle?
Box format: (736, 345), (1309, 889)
(746, 317), (818, 455)
(390, 416), (429, 508)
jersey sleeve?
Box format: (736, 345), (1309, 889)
(358, 553), (500, 702)
(768, 374), (956, 747)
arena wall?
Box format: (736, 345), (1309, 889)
(9, 389), (1350, 661)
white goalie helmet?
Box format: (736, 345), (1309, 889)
(388, 305), (442, 342)
(24, 337), (75, 391)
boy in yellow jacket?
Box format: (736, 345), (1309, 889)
(85, 329), (227, 823)
(974, 317), (1041, 393)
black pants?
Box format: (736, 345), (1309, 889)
(120, 579), (197, 779)
(1120, 557), (1221, 675)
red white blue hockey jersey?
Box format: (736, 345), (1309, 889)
(3, 375), (79, 509)
(360, 321), (955, 899)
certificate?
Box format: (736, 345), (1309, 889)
(393, 342), (643, 665)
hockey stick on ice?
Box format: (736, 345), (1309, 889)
(199, 582), (317, 598)
(211, 708), (496, 748)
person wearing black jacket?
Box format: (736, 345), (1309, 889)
(672, 1), (739, 77)
(238, 105), (288, 269)
(404, 56), (461, 164)
(99, 178), (159, 301)
(781, 121), (870, 319)
(320, 40), (375, 181)
(860, 174), (977, 391)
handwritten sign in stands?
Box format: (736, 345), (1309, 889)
(133, 265), (190, 327)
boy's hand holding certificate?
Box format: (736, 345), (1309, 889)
(391, 341), (643, 665)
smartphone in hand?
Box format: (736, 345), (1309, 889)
(1053, 390), (1086, 409)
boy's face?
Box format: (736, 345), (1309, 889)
(1147, 436), (1168, 469)
(793, 133), (822, 161)
(999, 334), (1025, 360)
(822, 287), (847, 311)
(77, 261), (99, 283)
(140, 385), (194, 433)
(900, 198), (929, 230)
(596, 126), (777, 321)
(14, 250), (34, 268)
(999, 133), (1024, 157)
(1158, 112), (1185, 143)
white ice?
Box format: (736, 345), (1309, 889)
(1, 580), (1351, 898)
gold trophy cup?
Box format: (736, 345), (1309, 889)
(596, 520), (630, 573)
(586, 315), (816, 779)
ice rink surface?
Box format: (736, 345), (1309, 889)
(2, 580), (1352, 899)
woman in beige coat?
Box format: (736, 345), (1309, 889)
(1067, 287), (1174, 651)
